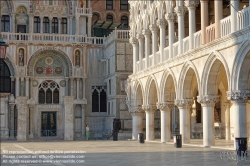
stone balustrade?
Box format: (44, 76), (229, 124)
(75, 7), (92, 15)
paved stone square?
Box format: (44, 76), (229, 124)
(1, 140), (249, 166)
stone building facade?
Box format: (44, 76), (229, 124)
(127, 0), (250, 147)
(0, 0), (131, 141)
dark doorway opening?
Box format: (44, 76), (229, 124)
(41, 112), (57, 137)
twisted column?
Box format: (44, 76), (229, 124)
(157, 102), (174, 143)
(197, 95), (220, 147)
(175, 99), (193, 143)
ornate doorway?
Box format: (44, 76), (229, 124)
(41, 112), (57, 137)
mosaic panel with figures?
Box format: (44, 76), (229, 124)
(34, 56), (64, 76)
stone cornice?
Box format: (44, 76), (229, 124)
(197, 95), (220, 107)
(226, 90), (250, 102)
(175, 99), (193, 109)
(156, 102), (174, 111)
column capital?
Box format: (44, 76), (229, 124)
(184, 0), (199, 9)
(136, 33), (144, 40)
(39, 16), (44, 20)
(226, 90), (250, 103)
(28, 13), (34, 17)
(129, 106), (145, 116)
(197, 95), (220, 107)
(142, 29), (151, 36)
(129, 37), (138, 45)
(200, 0), (209, 3)
(149, 24), (158, 32)
(156, 102), (174, 111)
(174, 6), (187, 16)
(11, 13), (16, 17)
(175, 99), (193, 109)
(142, 104), (157, 112)
(156, 19), (166, 28)
(165, 13), (176, 22)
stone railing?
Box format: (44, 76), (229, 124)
(0, 32), (105, 45)
(75, 7), (92, 15)
(220, 16), (231, 37)
(105, 29), (130, 45)
(206, 23), (215, 43)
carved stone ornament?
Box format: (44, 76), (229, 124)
(129, 37), (138, 45)
(197, 96), (220, 107)
(32, 80), (38, 87)
(174, 99), (193, 108)
(226, 90), (250, 102)
(129, 106), (145, 116)
(157, 19), (166, 28)
(60, 80), (66, 87)
(165, 13), (176, 22)
(174, 6), (187, 16)
(142, 29), (151, 36)
(156, 102), (175, 111)
(149, 24), (158, 32)
(184, 0), (200, 9)
(136, 33), (144, 40)
(142, 104), (157, 112)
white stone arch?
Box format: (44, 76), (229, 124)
(133, 80), (144, 107)
(159, 68), (177, 102)
(231, 40), (250, 90)
(144, 75), (160, 105)
(156, 1), (166, 19)
(177, 61), (201, 99)
(142, 13), (150, 29)
(201, 51), (230, 95)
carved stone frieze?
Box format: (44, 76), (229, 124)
(226, 90), (250, 102)
(197, 95), (220, 107)
(175, 99), (193, 109)
(156, 102), (174, 111)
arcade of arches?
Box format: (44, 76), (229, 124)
(127, 47), (250, 147)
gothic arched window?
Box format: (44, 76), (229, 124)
(92, 86), (107, 112)
(1, 15), (10, 32)
(38, 80), (60, 104)
(0, 60), (11, 93)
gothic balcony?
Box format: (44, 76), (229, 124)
(0, 32), (104, 45)
(75, 7), (92, 16)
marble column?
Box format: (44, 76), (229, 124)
(29, 106), (34, 138)
(149, 24), (158, 65)
(214, 0), (223, 38)
(9, 104), (15, 138)
(230, 0), (239, 33)
(25, 77), (29, 97)
(82, 78), (86, 99)
(69, 16), (73, 35)
(87, 16), (92, 36)
(143, 105), (157, 141)
(165, 13), (175, 59)
(63, 96), (75, 140)
(20, 77), (25, 96)
(175, 99), (193, 143)
(76, 78), (80, 99)
(10, 76), (15, 95)
(136, 34), (144, 71)
(15, 77), (19, 97)
(129, 37), (138, 73)
(142, 29), (151, 69)
(49, 17), (52, 34)
(81, 104), (86, 137)
(75, 15), (80, 35)
(185, 0), (199, 49)
(175, 5), (186, 54)
(40, 17), (43, 34)
(200, 0), (209, 44)
(157, 19), (166, 62)
(65, 77), (69, 96)
(130, 107), (144, 140)
(70, 77), (74, 97)
(223, 102), (231, 140)
(11, 13), (16, 33)
(58, 17), (61, 34)
(197, 96), (220, 147)
(16, 96), (28, 141)
(227, 91), (249, 138)
(157, 102), (174, 143)
(28, 14), (34, 34)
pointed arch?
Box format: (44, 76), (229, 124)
(133, 80), (144, 107)
(178, 61), (200, 99)
(145, 75), (160, 105)
(201, 51), (230, 95)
